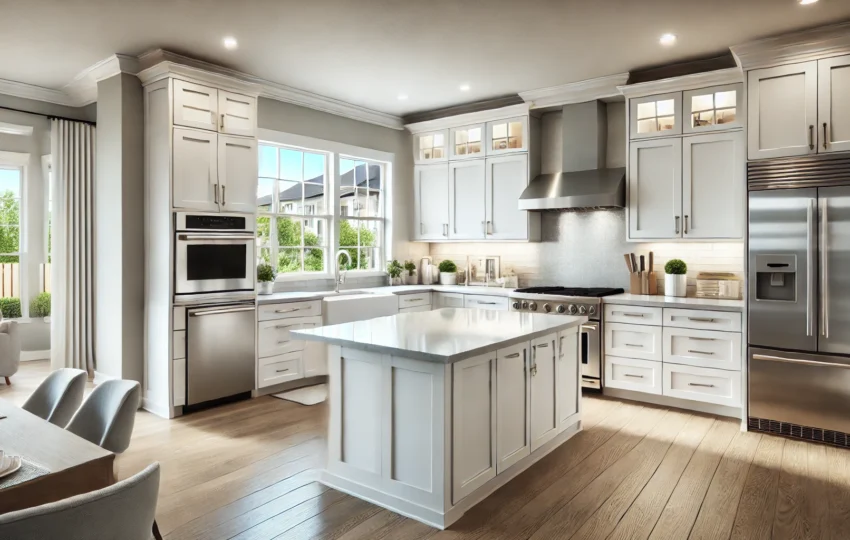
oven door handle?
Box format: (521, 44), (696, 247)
(178, 234), (256, 241)
(190, 306), (256, 316)
(581, 322), (599, 332)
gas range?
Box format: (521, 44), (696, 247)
(508, 286), (625, 316)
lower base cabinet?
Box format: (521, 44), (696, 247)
(257, 303), (326, 389)
(662, 363), (741, 407)
(529, 333), (559, 452)
(495, 342), (530, 474)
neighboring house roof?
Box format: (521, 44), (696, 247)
(257, 164), (381, 206)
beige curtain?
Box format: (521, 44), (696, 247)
(50, 119), (96, 375)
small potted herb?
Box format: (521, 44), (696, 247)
(664, 259), (688, 297)
(387, 259), (404, 285)
(257, 263), (276, 295)
(438, 260), (458, 285)
(403, 260), (417, 285)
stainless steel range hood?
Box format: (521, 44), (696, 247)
(519, 101), (625, 210)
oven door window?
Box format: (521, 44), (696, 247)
(186, 244), (247, 281)
(581, 329), (589, 365)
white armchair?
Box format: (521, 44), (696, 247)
(0, 320), (21, 385)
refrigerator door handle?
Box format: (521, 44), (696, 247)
(821, 199), (829, 338)
(806, 199), (815, 337)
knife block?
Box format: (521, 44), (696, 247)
(630, 272), (658, 295)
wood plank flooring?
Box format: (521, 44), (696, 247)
(3, 361), (850, 539)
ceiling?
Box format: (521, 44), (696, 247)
(2, 0), (849, 118)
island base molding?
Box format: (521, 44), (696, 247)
(604, 387), (741, 419)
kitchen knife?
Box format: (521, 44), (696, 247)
(624, 254), (633, 273)
(648, 251), (654, 273)
(639, 255), (645, 273)
(630, 253), (638, 274)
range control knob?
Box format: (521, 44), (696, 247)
(511, 301), (521, 310)
(578, 305), (588, 315)
(522, 301), (529, 309)
(588, 305), (597, 316)
(543, 303), (552, 313)
(529, 302), (538, 311)
(567, 304), (578, 315)
(556, 304), (566, 314)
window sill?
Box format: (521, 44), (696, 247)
(2, 317), (50, 324)
(273, 271), (387, 283)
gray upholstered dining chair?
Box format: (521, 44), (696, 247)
(0, 319), (20, 385)
(22, 368), (88, 427)
(66, 379), (141, 454)
(0, 462), (161, 540)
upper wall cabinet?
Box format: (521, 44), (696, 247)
(449, 124), (485, 160)
(683, 84), (743, 134)
(486, 117), (528, 155)
(173, 127), (219, 211)
(629, 92), (682, 140)
(629, 138), (682, 239)
(173, 80), (257, 137)
(818, 55), (850, 154)
(414, 163), (450, 240)
(486, 154), (529, 240)
(218, 91), (258, 137)
(414, 130), (449, 164)
(448, 160), (486, 240)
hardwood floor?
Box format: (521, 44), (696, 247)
(3, 361), (850, 539)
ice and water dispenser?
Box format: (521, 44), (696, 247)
(754, 255), (796, 302)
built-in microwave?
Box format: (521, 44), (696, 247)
(174, 212), (255, 296)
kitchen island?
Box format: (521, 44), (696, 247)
(293, 308), (586, 529)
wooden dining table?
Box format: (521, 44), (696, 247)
(0, 399), (115, 514)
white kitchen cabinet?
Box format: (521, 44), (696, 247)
(495, 342), (530, 473)
(683, 84), (743, 134)
(629, 92), (682, 140)
(464, 294), (509, 311)
(258, 315), (321, 358)
(529, 333), (558, 452)
(452, 353), (497, 504)
(399, 304), (430, 313)
(662, 363), (741, 408)
(663, 327), (742, 371)
(173, 80), (218, 131)
(628, 138), (682, 239)
(449, 160), (486, 240)
(818, 54), (850, 154)
(557, 328), (579, 433)
(173, 358), (186, 406)
(605, 322), (663, 362)
(605, 355), (662, 395)
(172, 127), (219, 211)
(258, 352), (303, 388)
(486, 116), (528, 155)
(433, 292), (464, 308)
(217, 90), (257, 137)
(449, 124), (485, 160)
(397, 293), (431, 310)
(486, 153), (529, 240)
(218, 135), (257, 213)
(414, 130), (449, 164)
(747, 62), (818, 160)
(682, 131), (745, 239)
(414, 164), (449, 240)
(303, 343), (328, 377)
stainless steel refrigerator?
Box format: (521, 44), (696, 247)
(748, 155), (850, 445)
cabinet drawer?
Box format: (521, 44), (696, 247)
(662, 363), (741, 407)
(258, 316), (321, 358)
(399, 305), (430, 313)
(398, 293), (431, 309)
(605, 322), (662, 361)
(258, 354), (303, 388)
(604, 304), (663, 326)
(464, 295), (509, 311)
(173, 358), (186, 407)
(663, 308), (741, 332)
(663, 327), (742, 371)
(434, 292), (465, 308)
(605, 356), (662, 395)
(258, 300), (321, 321)
(173, 330), (186, 360)
(173, 306), (186, 331)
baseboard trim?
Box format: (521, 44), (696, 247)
(21, 349), (50, 362)
(603, 387), (742, 419)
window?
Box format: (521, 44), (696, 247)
(339, 158), (383, 271)
(0, 167), (21, 298)
(257, 144), (329, 274)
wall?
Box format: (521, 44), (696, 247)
(258, 98), (428, 290)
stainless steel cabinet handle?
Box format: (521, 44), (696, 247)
(274, 307), (301, 314)
(753, 353), (850, 369)
(443, 223), (448, 236)
(624, 373), (644, 379)
(823, 122), (828, 149)
(277, 340), (289, 344)
(178, 234), (256, 241)
(214, 183), (220, 204)
(221, 185), (226, 206)
(675, 216), (680, 234)
(688, 336), (716, 342)
(404, 298), (422, 302)
(687, 317), (715, 323)
(505, 352), (520, 359)
(477, 301), (498, 305)
(622, 313), (645, 318)
(275, 368), (290, 373)
(482, 221), (486, 235)
(530, 345), (537, 376)
(420, 222), (424, 236)
(809, 124), (815, 150)
(806, 198), (815, 336)
(625, 343), (643, 348)
(684, 215), (689, 234)
(537, 343), (549, 348)
(191, 306), (255, 316)
(821, 199), (829, 338)
(221, 113), (225, 131)
(487, 220), (492, 234)
(688, 382), (715, 388)
(274, 324), (300, 329)
(687, 349), (714, 355)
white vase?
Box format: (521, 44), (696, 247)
(665, 274), (687, 297)
(404, 273), (417, 285)
(258, 281), (274, 295)
(439, 272), (457, 285)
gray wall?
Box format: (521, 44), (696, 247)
(94, 74), (144, 382)
(0, 93), (96, 122)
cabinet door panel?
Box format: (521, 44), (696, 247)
(434, 292), (464, 308)
(218, 90), (257, 137)
(818, 55), (850, 153)
(452, 354), (496, 504)
(530, 333), (558, 452)
(683, 84), (743, 134)
(173, 128), (218, 211)
(413, 130), (449, 164)
(557, 328), (579, 432)
(414, 164), (449, 240)
(747, 62), (818, 160)
(173, 80), (217, 131)
(683, 131), (745, 239)
(449, 160), (486, 240)
(630, 92), (682, 139)
(486, 154), (528, 240)
(628, 138), (682, 239)
(218, 135), (257, 213)
(486, 116), (528, 155)
(496, 343), (529, 473)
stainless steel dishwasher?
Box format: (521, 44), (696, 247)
(186, 301), (256, 406)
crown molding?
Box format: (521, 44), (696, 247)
(404, 103), (530, 134)
(0, 77), (76, 107)
(63, 54), (141, 106)
(731, 20), (850, 71)
(519, 72), (629, 109)
(617, 67), (743, 98)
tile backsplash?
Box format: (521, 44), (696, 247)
(428, 209), (744, 295)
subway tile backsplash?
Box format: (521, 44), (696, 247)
(428, 209), (744, 294)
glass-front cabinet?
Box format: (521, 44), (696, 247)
(413, 129), (449, 164)
(683, 84), (743, 133)
(629, 92), (682, 140)
(449, 124), (485, 160)
(486, 116), (528, 155)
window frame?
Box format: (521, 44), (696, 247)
(338, 156), (385, 272)
(0, 151), (29, 319)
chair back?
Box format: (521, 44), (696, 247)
(0, 320), (21, 377)
(0, 462), (160, 540)
(66, 379), (140, 453)
(22, 368), (87, 427)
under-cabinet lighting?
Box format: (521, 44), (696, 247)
(223, 36), (238, 50)
(659, 33), (677, 46)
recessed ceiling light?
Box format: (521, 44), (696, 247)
(799, 0), (818, 4)
(459, 84), (471, 92)
(659, 33), (677, 46)
(223, 36), (238, 50)
(397, 94), (409, 101)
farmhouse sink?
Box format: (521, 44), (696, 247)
(322, 292), (398, 326)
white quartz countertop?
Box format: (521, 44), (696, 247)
(292, 307), (586, 363)
(257, 284), (514, 304)
(604, 293), (744, 312)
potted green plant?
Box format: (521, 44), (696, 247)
(30, 292), (51, 321)
(438, 260), (458, 285)
(387, 259), (404, 285)
(257, 263), (276, 295)
(664, 259), (688, 297)
(403, 260), (417, 285)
